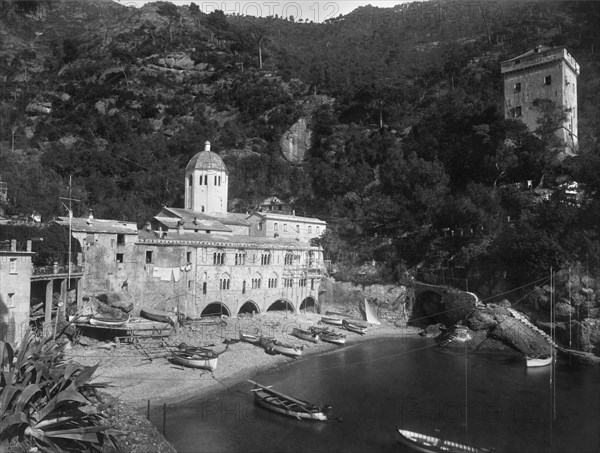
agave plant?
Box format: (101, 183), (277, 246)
(0, 331), (126, 452)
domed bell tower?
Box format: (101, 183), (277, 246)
(185, 141), (229, 215)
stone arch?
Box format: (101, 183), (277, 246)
(238, 300), (260, 315)
(299, 296), (317, 312)
(266, 299), (295, 313)
(201, 302), (231, 317)
(413, 290), (444, 326)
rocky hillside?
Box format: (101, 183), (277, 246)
(1, 0), (600, 301)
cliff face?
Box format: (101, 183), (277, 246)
(280, 118), (311, 163)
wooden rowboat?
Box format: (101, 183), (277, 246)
(239, 332), (261, 343)
(140, 307), (176, 324)
(525, 355), (552, 367)
(171, 350), (218, 371)
(321, 315), (343, 326)
(261, 337), (303, 357)
(249, 380), (332, 421)
(89, 314), (128, 327)
(342, 319), (367, 335)
(292, 327), (319, 343)
(310, 326), (346, 345)
(396, 427), (495, 453)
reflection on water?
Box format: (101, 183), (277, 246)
(160, 338), (600, 453)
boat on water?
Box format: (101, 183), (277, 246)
(239, 332), (261, 343)
(342, 319), (367, 335)
(89, 314), (129, 327)
(140, 307), (176, 324)
(310, 326), (346, 345)
(525, 355), (553, 367)
(249, 380), (332, 421)
(396, 427), (495, 453)
(261, 337), (303, 357)
(292, 327), (319, 343)
(171, 349), (218, 371)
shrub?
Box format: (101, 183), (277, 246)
(0, 331), (125, 452)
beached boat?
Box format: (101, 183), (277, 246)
(249, 380), (332, 421)
(239, 332), (261, 344)
(396, 427), (495, 453)
(342, 319), (367, 335)
(261, 337), (303, 357)
(171, 350), (218, 371)
(140, 307), (176, 324)
(89, 314), (128, 327)
(321, 315), (343, 326)
(292, 327), (319, 343)
(525, 355), (552, 367)
(310, 326), (346, 345)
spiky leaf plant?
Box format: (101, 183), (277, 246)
(0, 331), (126, 452)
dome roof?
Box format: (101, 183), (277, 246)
(186, 141), (228, 174)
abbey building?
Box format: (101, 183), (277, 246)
(58, 141), (327, 318)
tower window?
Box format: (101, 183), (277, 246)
(188, 175), (193, 186)
(218, 176), (221, 186)
(204, 175), (207, 185)
(544, 75), (552, 85)
(514, 82), (521, 92)
(214, 175), (218, 185)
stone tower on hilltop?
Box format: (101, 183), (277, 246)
(501, 45), (580, 156)
(184, 141), (229, 215)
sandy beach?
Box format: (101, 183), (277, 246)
(67, 312), (418, 411)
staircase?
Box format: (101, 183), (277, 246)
(507, 307), (560, 349)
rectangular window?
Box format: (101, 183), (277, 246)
(7, 293), (15, 308)
(308, 226), (312, 234)
(214, 175), (218, 185)
(187, 251), (192, 263)
(204, 175), (208, 185)
(9, 258), (17, 274)
(283, 224), (287, 232)
(545, 75), (552, 85)
(296, 225), (300, 232)
(145, 251), (153, 264)
(274, 223), (278, 231)
(116, 253), (124, 263)
(514, 82), (521, 92)
(117, 234), (125, 244)
(218, 176), (221, 186)
(316, 227), (320, 235)
(515, 106), (522, 117)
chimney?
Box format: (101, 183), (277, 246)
(204, 141), (211, 152)
(177, 219), (184, 235)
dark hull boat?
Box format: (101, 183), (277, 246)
(310, 326), (346, 345)
(140, 307), (176, 324)
(342, 319), (367, 335)
(249, 380), (332, 421)
(292, 327), (319, 343)
(396, 428), (494, 453)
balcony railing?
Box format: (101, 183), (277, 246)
(33, 264), (83, 275)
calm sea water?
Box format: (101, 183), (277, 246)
(158, 337), (600, 453)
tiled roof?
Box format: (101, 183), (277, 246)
(56, 217), (138, 234)
(211, 212), (251, 227)
(137, 229), (314, 248)
(185, 150), (228, 174)
(248, 211), (326, 224)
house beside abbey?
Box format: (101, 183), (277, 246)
(57, 141), (327, 319)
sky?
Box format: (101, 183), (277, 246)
(114, 1), (409, 22)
